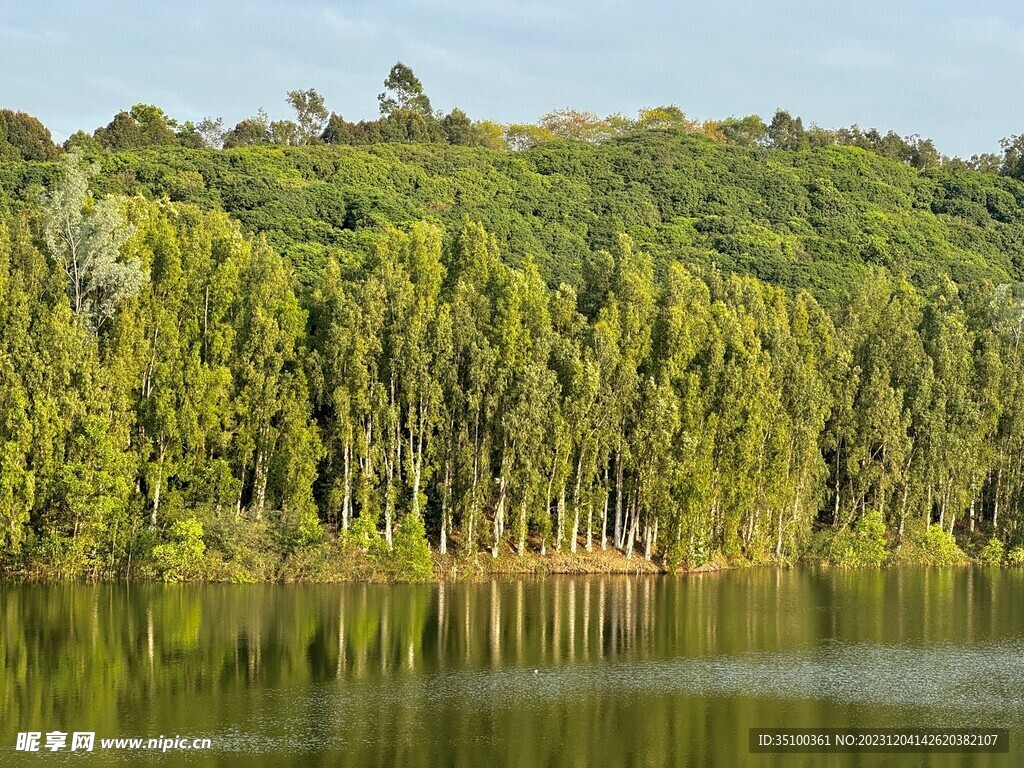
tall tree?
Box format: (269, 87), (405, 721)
(287, 88), (329, 144)
(378, 62), (433, 118)
(41, 152), (145, 332)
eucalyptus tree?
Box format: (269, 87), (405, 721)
(231, 239), (307, 519)
(41, 152), (144, 333)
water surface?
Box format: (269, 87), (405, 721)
(2, 568), (1021, 766)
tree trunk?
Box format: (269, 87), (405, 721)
(517, 498), (527, 557)
(492, 468), (507, 558)
(614, 445), (624, 549)
(412, 394), (425, 517)
(994, 465), (1002, 531)
(586, 499), (593, 553)
(342, 435), (352, 531)
(440, 456), (451, 555)
(555, 484), (566, 553)
(775, 507), (784, 558)
(468, 420), (481, 554)
(151, 439), (165, 527)
(384, 452), (394, 551)
(625, 497), (639, 559)
(253, 425), (269, 520)
(570, 451), (583, 555)
(600, 464), (609, 551)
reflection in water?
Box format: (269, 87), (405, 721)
(1, 569), (1022, 767)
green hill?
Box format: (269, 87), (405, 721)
(2, 131), (1024, 580)
(5, 130), (1024, 303)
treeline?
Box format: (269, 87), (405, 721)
(5, 126), (1023, 315)
(4, 62), (1024, 177)
(3, 154), (1024, 579)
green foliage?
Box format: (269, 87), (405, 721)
(853, 510), (888, 566)
(41, 151), (144, 331)
(6, 100), (1024, 581)
(978, 537), (1004, 565)
(389, 513), (433, 581)
(94, 105), (180, 151)
(0, 109), (59, 161)
(378, 62), (433, 118)
(818, 511), (887, 567)
(150, 518), (206, 582)
(901, 526), (969, 566)
(348, 513), (383, 556)
(287, 89), (328, 144)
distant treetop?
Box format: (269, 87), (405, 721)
(2, 61), (1022, 175)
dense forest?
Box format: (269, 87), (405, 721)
(3, 64), (1024, 579)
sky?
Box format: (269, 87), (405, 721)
(0, 0), (1022, 158)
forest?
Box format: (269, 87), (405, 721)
(3, 64), (1024, 580)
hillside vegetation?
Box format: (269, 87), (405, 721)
(3, 83), (1024, 578)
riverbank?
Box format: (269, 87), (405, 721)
(8, 516), (1010, 583)
(280, 539), (671, 583)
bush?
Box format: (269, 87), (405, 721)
(389, 512), (433, 581)
(900, 524), (969, 565)
(851, 509), (887, 566)
(347, 512), (384, 556)
(150, 518), (206, 582)
(815, 510), (888, 567)
(978, 537), (1004, 565)
(1008, 546), (1024, 566)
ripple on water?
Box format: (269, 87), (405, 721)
(193, 640), (1024, 756)
(307, 640), (1024, 721)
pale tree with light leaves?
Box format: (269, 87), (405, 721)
(41, 151), (145, 332)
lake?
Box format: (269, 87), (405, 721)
(2, 569), (1021, 766)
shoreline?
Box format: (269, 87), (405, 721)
(6, 542), (998, 584)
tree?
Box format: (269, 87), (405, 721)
(767, 109), (807, 150)
(41, 152), (145, 332)
(223, 109), (272, 148)
(715, 115), (768, 147)
(174, 122), (205, 149)
(270, 119), (301, 146)
(539, 109), (610, 142)
(287, 88), (328, 144)
(195, 117), (226, 149)
(636, 105), (693, 131)
(62, 131), (102, 155)
(0, 109), (59, 161)
(1001, 135), (1024, 179)
(231, 240), (307, 519)
(505, 123), (556, 150)
(379, 62), (433, 118)
(94, 104), (179, 150)
(441, 108), (473, 145)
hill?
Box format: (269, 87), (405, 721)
(2, 130), (1024, 579)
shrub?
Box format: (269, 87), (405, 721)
(851, 509), (887, 566)
(900, 525), (969, 566)
(815, 510), (887, 567)
(389, 512), (433, 581)
(347, 512), (383, 556)
(978, 538), (1004, 565)
(150, 518), (206, 582)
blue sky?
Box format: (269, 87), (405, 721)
(1, 0), (1021, 157)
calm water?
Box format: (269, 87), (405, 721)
(2, 569), (1023, 766)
